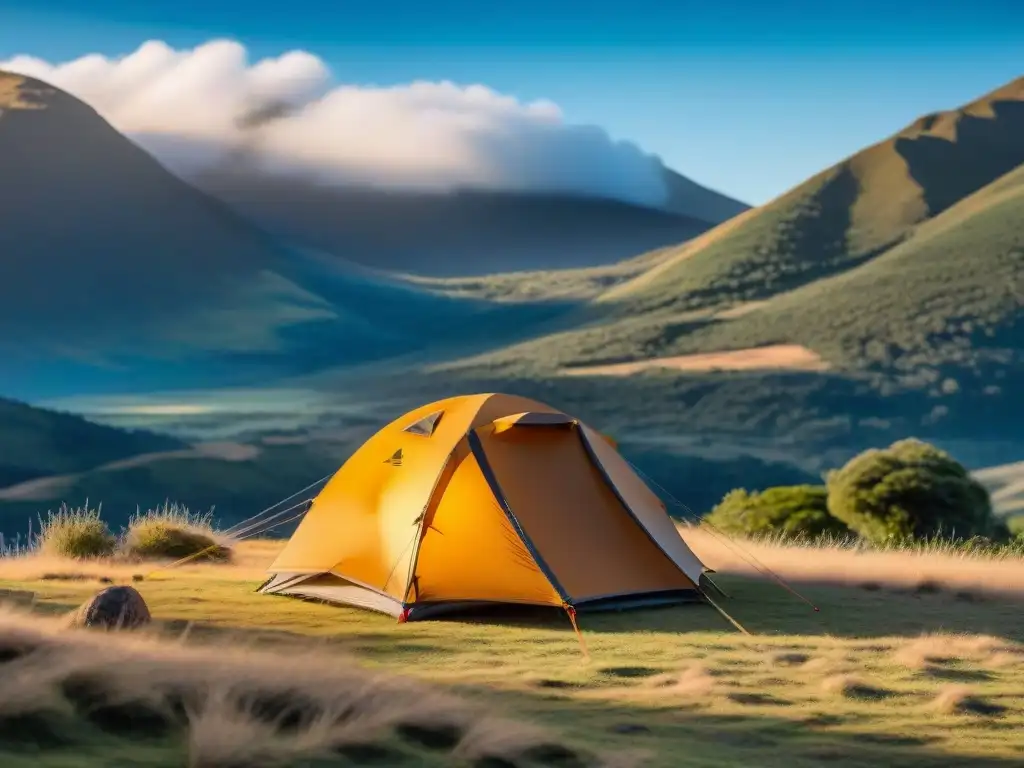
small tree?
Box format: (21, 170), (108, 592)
(704, 485), (849, 540)
(825, 438), (994, 544)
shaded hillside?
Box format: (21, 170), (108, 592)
(0, 72), (597, 399)
(182, 170), (723, 275)
(0, 436), (352, 539)
(0, 73), (327, 350)
(0, 397), (183, 488)
(602, 75), (1024, 313)
(661, 167), (750, 223)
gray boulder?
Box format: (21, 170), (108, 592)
(67, 585), (151, 630)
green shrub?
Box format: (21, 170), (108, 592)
(36, 502), (116, 558)
(122, 502), (231, 562)
(1007, 515), (1024, 540)
(825, 438), (995, 545)
(704, 485), (850, 540)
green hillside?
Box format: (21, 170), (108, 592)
(497, 158), (1024, 380)
(0, 398), (183, 489)
(431, 76), (1023, 378)
(655, 161), (1024, 377)
(600, 75), (1023, 314)
(348, 74), (1024, 494)
(0, 436), (354, 539)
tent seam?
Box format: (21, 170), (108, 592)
(466, 428), (572, 605)
(399, 443), (464, 606)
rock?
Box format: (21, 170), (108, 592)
(66, 585), (151, 630)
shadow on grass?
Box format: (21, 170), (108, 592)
(468, 685), (1023, 768)
(6, 681), (1016, 768)
(9, 570), (1023, 646)
(424, 574), (1024, 642)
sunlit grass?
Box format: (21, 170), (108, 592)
(122, 502), (231, 562)
(34, 502), (116, 559)
(1, 534), (1022, 766)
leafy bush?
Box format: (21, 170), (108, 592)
(122, 502), (231, 562)
(704, 485), (850, 540)
(36, 502), (117, 558)
(825, 438), (995, 544)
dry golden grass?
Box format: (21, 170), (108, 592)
(0, 539), (279, 585)
(560, 344), (829, 376)
(892, 634), (1015, 670)
(821, 674), (891, 700)
(0, 606), (600, 768)
(683, 526), (1024, 599)
(2, 535), (1023, 766)
(0, 73), (47, 110)
(638, 664), (718, 698)
(932, 686), (1008, 717)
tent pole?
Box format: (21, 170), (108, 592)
(701, 574), (731, 599)
(700, 589), (751, 635)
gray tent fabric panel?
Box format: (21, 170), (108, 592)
(258, 572), (310, 594)
(261, 572), (403, 616)
(509, 412), (575, 427)
(403, 410), (444, 437)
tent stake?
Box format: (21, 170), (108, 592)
(563, 603), (590, 661)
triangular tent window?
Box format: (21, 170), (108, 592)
(403, 410), (443, 437)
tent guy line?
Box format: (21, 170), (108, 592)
(627, 460), (822, 614)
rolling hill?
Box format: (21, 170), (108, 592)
(437, 75), (1024, 378)
(337, 74), (1024, 486)
(0, 397), (183, 490)
(3, 73), (1022, 534)
(0, 72), (575, 399)
(601, 74), (1024, 314)
(0, 71), (372, 397)
(163, 161), (745, 276)
(0, 70), (748, 400)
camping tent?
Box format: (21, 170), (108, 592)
(259, 393), (709, 621)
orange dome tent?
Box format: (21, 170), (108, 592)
(259, 393), (709, 621)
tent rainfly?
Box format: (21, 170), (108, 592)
(259, 393), (711, 621)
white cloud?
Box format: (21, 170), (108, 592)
(1, 39), (669, 205)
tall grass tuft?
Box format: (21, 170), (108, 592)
(122, 502), (232, 562)
(35, 502), (117, 558)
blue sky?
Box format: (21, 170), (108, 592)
(2, 0), (1021, 205)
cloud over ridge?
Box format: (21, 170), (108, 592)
(2, 39), (670, 206)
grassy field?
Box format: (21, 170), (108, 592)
(1, 533), (1021, 767)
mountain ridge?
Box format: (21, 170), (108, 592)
(600, 74), (1024, 313)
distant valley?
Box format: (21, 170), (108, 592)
(1, 71), (1022, 539)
